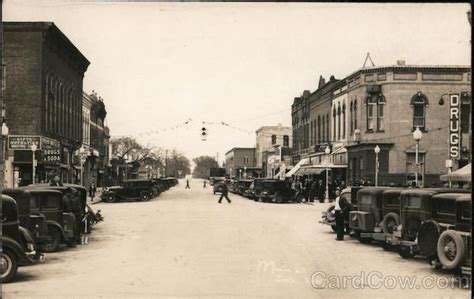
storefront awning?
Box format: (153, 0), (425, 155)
(440, 164), (471, 182)
(295, 166), (326, 176)
(285, 158), (309, 177)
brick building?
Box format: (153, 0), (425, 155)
(78, 91), (110, 189)
(3, 22), (89, 186)
(225, 147), (259, 179)
(289, 62), (471, 187)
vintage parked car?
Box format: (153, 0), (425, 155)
(228, 179), (239, 194)
(26, 189), (79, 252)
(1, 194), (42, 283)
(434, 194), (471, 276)
(320, 186), (361, 233)
(249, 178), (272, 200)
(102, 179), (155, 203)
(352, 188), (404, 245)
(348, 187), (394, 243)
(2, 188), (50, 247)
(235, 179), (252, 197)
(259, 180), (303, 203)
(386, 188), (469, 259)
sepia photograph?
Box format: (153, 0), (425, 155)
(0, 1), (472, 298)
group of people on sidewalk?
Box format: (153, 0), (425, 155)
(290, 176), (347, 202)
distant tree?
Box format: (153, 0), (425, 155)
(166, 149), (191, 178)
(110, 137), (156, 180)
(192, 156), (218, 179)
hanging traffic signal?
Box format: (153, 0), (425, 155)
(201, 127), (207, 141)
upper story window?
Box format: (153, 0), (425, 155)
(461, 92), (471, 134)
(411, 92), (428, 131)
(243, 156), (249, 164)
(283, 135), (289, 147)
(271, 134), (277, 145)
(342, 102), (346, 139)
(366, 93), (385, 132)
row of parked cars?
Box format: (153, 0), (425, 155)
(101, 178), (179, 203)
(319, 186), (471, 280)
(1, 184), (103, 283)
(213, 178), (304, 203)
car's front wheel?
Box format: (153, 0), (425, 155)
(41, 226), (61, 252)
(0, 249), (18, 283)
(104, 194), (116, 203)
(140, 192), (150, 201)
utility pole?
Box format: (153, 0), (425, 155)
(216, 152), (219, 167)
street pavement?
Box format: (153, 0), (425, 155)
(2, 179), (470, 298)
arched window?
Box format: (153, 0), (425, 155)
(333, 107), (337, 141)
(322, 115), (325, 142)
(337, 103), (341, 140)
(350, 101), (353, 134)
(411, 92), (428, 130)
(271, 134), (277, 145)
(354, 99), (358, 130)
(342, 102), (346, 139)
(283, 135), (289, 147)
(317, 115), (321, 144)
(326, 114), (329, 143)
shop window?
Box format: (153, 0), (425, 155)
(411, 92), (428, 130)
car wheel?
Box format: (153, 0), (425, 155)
(381, 212), (400, 234)
(326, 205), (336, 222)
(275, 194), (284, 204)
(140, 192), (149, 201)
(104, 194), (116, 203)
(0, 249), (18, 283)
(398, 246), (414, 259)
(418, 220), (441, 258)
(296, 194), (303, 203)
(331, 224), (337, 233)
(41, 226), (61, 253)
(437, 230), (465, 270)
(381, 242), (393, 251)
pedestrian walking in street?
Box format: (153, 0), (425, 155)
(218, 182), (231, 204)
(185, 179), (190, 189)
(203, 180), (207, 188)
(334, 189), (344, 241)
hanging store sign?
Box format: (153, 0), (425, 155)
(8, 135), (41, 150)
(449, 94), (461, 159)
(41, 137), (62, 163)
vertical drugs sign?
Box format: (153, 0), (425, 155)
(449, 94), (461, 159)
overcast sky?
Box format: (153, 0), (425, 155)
(3, 1), (471, 166)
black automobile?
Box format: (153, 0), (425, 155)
(150, 179), (163, 196)
(434, 194), (471, 275)
(250, 178), (278, 200)
(2, 188), (50, 247)
(386, 188), (469, 259)
(26, 189), (78, 252)
(102, 179), (155, 203)
(1, 194), (41, 283)
(259, 180), (303, 203)
(236, 179), (252, 197)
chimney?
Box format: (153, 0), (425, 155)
(396, 60), (406, 66)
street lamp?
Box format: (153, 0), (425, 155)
(324, 146), (331, 202)
(244, 166), (247, 179)
(239, 169), (242, 180)
(30, 143), (37, 184)
(374, 145), (381, 187)
(413, 127), (423, 187)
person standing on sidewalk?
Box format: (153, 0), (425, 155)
(218, 182), (231, 204)
(185, 179), (190, 189)
(334, 189), (344, 240)
(89, 182), (97, 201)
